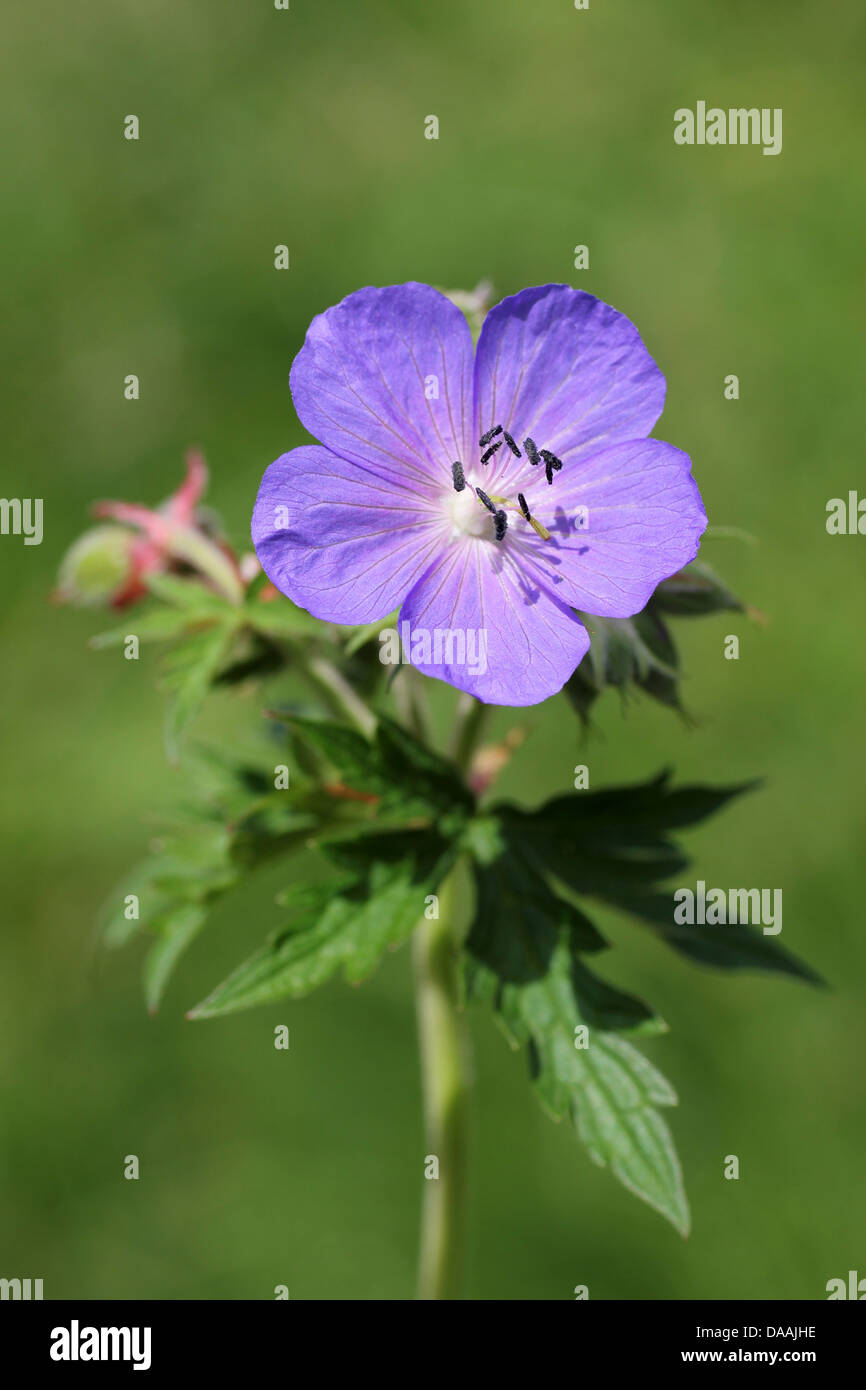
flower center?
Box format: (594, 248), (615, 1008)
(445, 427), (561, 544)
(448, 485), (494, 539)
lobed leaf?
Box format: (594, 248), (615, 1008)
(188, 829), (457, 1019)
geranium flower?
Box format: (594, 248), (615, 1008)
(252, 283), (707, 705)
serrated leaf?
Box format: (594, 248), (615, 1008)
(272, 713), (473, 821)
(465, 914), (686, 1233)
(188, 830), (456, 1018)
(565, 560), (746, 720)
(602, 891), (822, 984)
(490, 777), (818, 985)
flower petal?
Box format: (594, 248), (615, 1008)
(252, 446), (447, 624)
(398, 540), (590, 706)
(508, 438), (707, 619)
(473, 285), (666, 494)
(289, 283), (475, 490)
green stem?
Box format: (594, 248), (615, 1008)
(305, 654), (378, 738)
(413, 869), (470, 1300)
(450, 692), (489, 773)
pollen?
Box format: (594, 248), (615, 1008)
(541, 449), (563, 486)
(479, 425), (503, 447)
(502, 431), (521, 458)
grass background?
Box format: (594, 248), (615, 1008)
(1, 0), (864, 1299)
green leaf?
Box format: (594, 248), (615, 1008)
(90, 605), (202, 648)
(272, 713), (473, 821)
(99, 721), (472, 1015)
(188, 829), (456, 1019)
(143, 903), (208, 1015)
(565, 560), (746, 721)
(375, 716), (474, 818)
(596, 891), (822, 984)
(245, 596), (321, 638)
(488, 776), (818, 985)
(491, 776), (819, 985)
(465, 896), (686, 1232)
(652, 561), (745, 618)
(145, 573), (232, 612)
(160, 621), (239, 760)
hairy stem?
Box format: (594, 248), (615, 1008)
(413, 869), (470, 1300)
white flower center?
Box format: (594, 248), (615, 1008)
(447, 483), (493, 539)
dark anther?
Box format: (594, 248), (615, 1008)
(502, 431), (521, 458)
(480, 441), (502, 465)
(541, 449), (563, 486)
(479, 425), (503, 447)
(517, 492), (531, 520)
(475, 487), (496, 514)
(494, 509), (508, 541)
(524, 437), (540, 465)
(451, 461), (466, 492)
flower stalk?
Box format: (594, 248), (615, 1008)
(413, 868), (470, 1301)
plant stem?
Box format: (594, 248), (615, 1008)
(413, 869), (470, 1300)
(305, 653), (378, 738)
(450, 692), (489, 773)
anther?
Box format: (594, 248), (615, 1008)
(480, 441), (502, 465)
(516, 490), (551, 540)
(524, 437), (541, 466)
(494, 510), (508, 542)
(479, 425), (503, 447)
(475, 487), (496, 514)
(451, 461), (466, 492)
(502, 431), (521, 458)
(541, 449), (563, 486)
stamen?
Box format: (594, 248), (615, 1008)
(502, 431), (521, 458)
(541, 449), (563, 486)
(524, 437), (541, 466)
(516, 491), (550, 540)
(451, 460), (466, 492)
(479, 424), (503, 447)
(494, 510), (508, 542)
(475, 487), (496, 514)
(480, 441), (502, 465)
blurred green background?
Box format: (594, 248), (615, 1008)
(2, 0), (864, 1300)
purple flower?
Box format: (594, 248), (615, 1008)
(252, 283), (707, 706)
